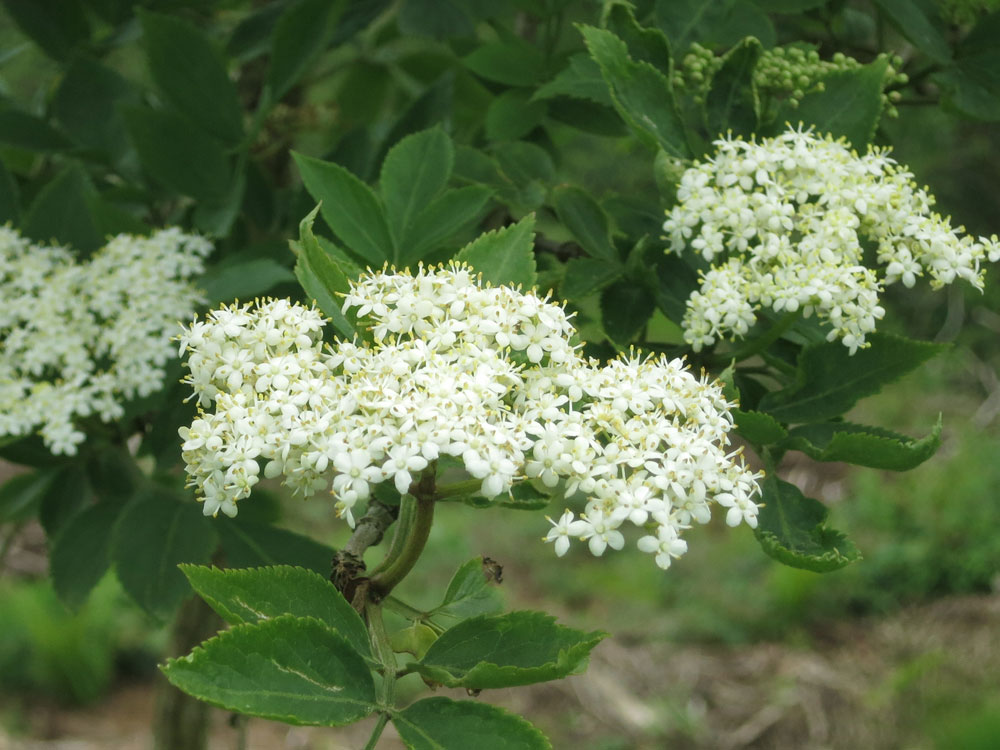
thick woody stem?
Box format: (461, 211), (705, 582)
(330, 500), (398, 605)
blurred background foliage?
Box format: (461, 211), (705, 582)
(0, 0), (998, 747)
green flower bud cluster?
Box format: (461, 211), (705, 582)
(673, 43), (908, 118)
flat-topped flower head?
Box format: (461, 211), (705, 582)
(664, 126), (1000, 354)
(179, 262), (762, 571)
(0, 226), (211, 454)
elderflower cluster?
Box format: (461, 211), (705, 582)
(0, 227), (211, 454)
(674, 44), (906, 116)
(663, 127), (1000, 354)
(178, 262), (762, 571)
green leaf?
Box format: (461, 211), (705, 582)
(758, 333), (945, 424)
(199, 258), (296, 304)
(2, 0), (90, 60)
(534, 54), (614, 106)
(412, 611), (605, 689)
(397, 0), (477, 38)
(403, 185), (493, 264)
(38, 463), (92, 537)
(216, 518), (336, 576)
(605, 2), (673, 74)
(755, 476), (860, 573)
(705, 36), (761, 138)
(933, 13), (1000, 121)
(22, 163), (102, 254)
(551, 186), (618, 262)
(733, 409), (789, 445)
(454, 214), (537, 289)
(431, 557), (504, 620)
(49, 501), (120, 608)
(162, 615), (376, 726)
(138, 9), (244, 145)
(562, 257), (624, 299)
(873, 0), (951, 64)
(390, 623), (438, 660)
(111, 488), (218, 620)
(654, 0), (734, 54)
(379, 127), (454, 254)
(754, 0), (828, 10)
(180, 565), (371, 659)
(650, 252), (700, 323)
(123, 106), (233, 203)
(486, 90), (547, 142)
(0, 109), (73, 152)
(781, 57), (889, 149)
(269, 0), (340, 101)
(0, 470), (53, 522)
(463, 41), (545, 87)
(52, 57), (138, 162)
(393, 697), (551, 750)
(601, 279), (655, 345)
(0, 159), (18, 224)
(293, 151), (393, 265)
(782, 417), (942, 471)
(292, 204), (356, 337)
(580, 25), (690, 158)
(500, 482), (552, 511)
(227, 2), (285, 62)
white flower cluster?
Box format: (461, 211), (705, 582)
(664, 127), (1000, 354)
(0, 226), (211, 454)
(178, 262), (762, 570)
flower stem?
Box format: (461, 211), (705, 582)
(364, 598), (396, 750)
(434, 478), (483, 501)
(368, 473), (436, 599)
(363, 713), (391, 750)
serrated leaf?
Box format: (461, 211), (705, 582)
(0, 110), (73, 152)
(412, 611), (606, 689)
(180, 565), (370, 659)
(53, 57), (138, 163)
(393, 697), (551, 750)
(124, 106), (233, 203)
(486, 90), (547, 142)
(138, 9), (244, 145)
(873, 0), (951, 64)
(654, 0), (733, 54)
(932, 13), (1000, 121)
(580, 25), (689, 158)
(500, 482), (553, 511)
(2, 0), (90, 60)
(562, 257), (624, 299)
(293, 204), (356, 337)
(38, 463), (92, 537)
(403, 185), (493, 264)
(49, 501), (120, 609)
(0, 470), (53, 522)
(216, 518), (335, 575)
(293, 151), (392, 265)
(162, 615), (376, 725)
(380, 127), (454, 253)
(605, 2), (672, 74)
(111, 488), (218, 620)
(200, 258), (296, 304)
(733, 409), (789, 445)
(758, 333), (945, 423)
(551, 186), (618, 262)
(455, 215), (537, 289)
(534, 53), (613, 106)
(463, 40), (545, 86)
(783, 417), (941, 471)
(22, 163), (102, 254)
(390, 624), (438, 660)
(269, 0), (340, 101)
(780, 57), (889, 149)
(650, 250), (700, 323)
(431, 557), (504, 620)
(601, 279), (655, 345)
(755, 476), (860, 572)
(0, 159), (18, 224)
(705, 36), (761, 138)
